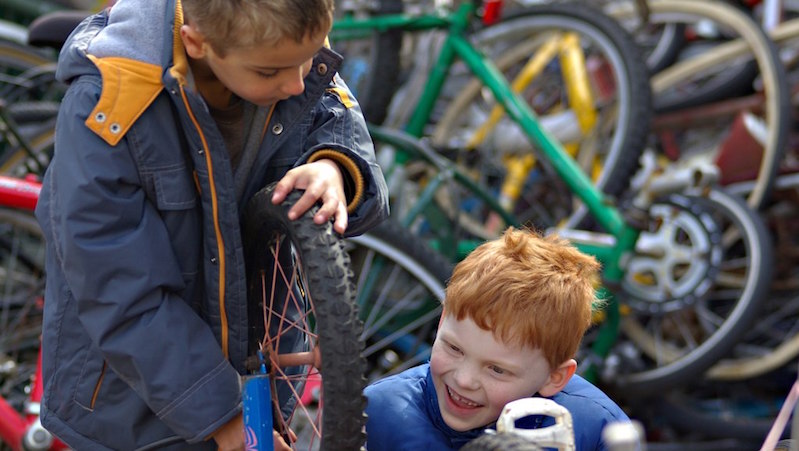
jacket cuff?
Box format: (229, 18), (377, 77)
(307, 149), (365, 213)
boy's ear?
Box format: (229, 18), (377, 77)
(538, 359), (577, 397)
(180, 24), (207, 59)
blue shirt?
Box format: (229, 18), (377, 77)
(364, 364), (630, 451)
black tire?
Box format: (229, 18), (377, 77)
(242, 183), (366, 450)
(592, 188), (773, 394)
(655, 370), (794, 442)
(0, 105), (57, 177)
(6, 101), (59, 123)
(331, 0), (403, 124)
(510, 1), (684, 71)
(642, 0), (790, 211)
(432, 3), (652, 231)
(0, 39), (62, 102)
(462, 433), (543, 451)
(346, 219), (453, 382)
(706, 188), (799, 380)
(648, 0), (760, 113)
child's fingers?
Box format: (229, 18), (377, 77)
(287, 188), (320, 220)
(314, 196), (348, 234)
(271, 173), (298, 205)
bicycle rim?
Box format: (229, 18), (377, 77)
(706, 186), (799, 380)
(242, 184), (366, 450)
(431, 3), (651, 233)
(346, 219), (452, 382)
(591, 188), (773, 394)
(631, 0), (790, 211)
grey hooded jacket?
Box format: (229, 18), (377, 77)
(34, 0), (389, 449)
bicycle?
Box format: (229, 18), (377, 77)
(334, 0), (653, 239)
(0, 174), (65, 451)
(330, 0), (775, 397)
(608, 0), (791, 212)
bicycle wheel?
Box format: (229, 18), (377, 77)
(586, 187), (772, 394)
(0, 39), (61, 102)
(625, 0), (790, 211)
(242, 183), (366, 450)
(510, 0), (685, 72)
(346, 219), (452, 382)
(462, 433), (543, 451)
(331, 0), (403, 124)
(654, 371), (793, 442)
(0, 103), (57, 177)
(431, 3), (652, 233)
(703, 186), (799, 381)
(0, 208), (46, 413)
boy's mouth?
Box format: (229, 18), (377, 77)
(446, 385), (482, 409)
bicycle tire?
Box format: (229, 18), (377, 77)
(431, 2), (652, 232)
(331, 0), (403, 124)
(0, 105), (56, 177)
(635, 0), (790, 211)
(593, 187), (773, 394)
(653, 41), (759, 113)
(242, 183), (366, 450)
(0, 39), (61, 102)
(346, 219), (452, 382)
(616, 0), (762, 113)
(512, 0), (685, 72)
(654, 373), (791, 441)
(0, 207), (46, 414)
(704, 187), (799, 381)
(461, 433), (543, 451)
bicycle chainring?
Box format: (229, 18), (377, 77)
(620, 192), (723, 314)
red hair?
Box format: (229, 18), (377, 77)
(443, 227), (600, 369)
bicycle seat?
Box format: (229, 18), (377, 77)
(27, 10), (91, 50)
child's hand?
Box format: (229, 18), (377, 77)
(272, 159), (348, 234)
(272, 429), (296, 451)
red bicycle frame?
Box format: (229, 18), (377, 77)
(0, 175), (68, 451)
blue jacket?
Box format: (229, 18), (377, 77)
(34, 1), (388, 449)
(364, 364), (630, 451)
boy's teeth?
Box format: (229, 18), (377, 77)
(448, 386), (479, 407)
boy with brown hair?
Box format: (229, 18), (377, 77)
(364, 228), (629, 450)
(35, 0), (388, 449)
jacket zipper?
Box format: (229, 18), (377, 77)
(90, 361), (107, 409)
(177, 85), (229, 358)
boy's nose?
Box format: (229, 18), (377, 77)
(452, 367), (480, 391)
(281, 72), (305, 97)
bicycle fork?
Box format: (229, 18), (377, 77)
(0, 348), (61, 451)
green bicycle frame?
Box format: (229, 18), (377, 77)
(331, 1), (641, 381)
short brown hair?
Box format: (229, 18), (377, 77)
(443, 227), (600, 369)
(182, 0), (334, 54)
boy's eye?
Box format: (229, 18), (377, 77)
(489, 365), (506, 375)
(447, 343), (461, 354)
(256, 70), (278, 79)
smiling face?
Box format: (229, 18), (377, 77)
(430, 315), (574, 432)
(181, 25), (328, 108)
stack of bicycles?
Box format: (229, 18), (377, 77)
(3, 0), (799, 449)
(333, 0), (799, 449)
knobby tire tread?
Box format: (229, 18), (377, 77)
(242, 184), (367, 450)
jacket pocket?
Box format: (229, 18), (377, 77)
(73, 351), (107, 411)
(152, 166), (198, 210)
